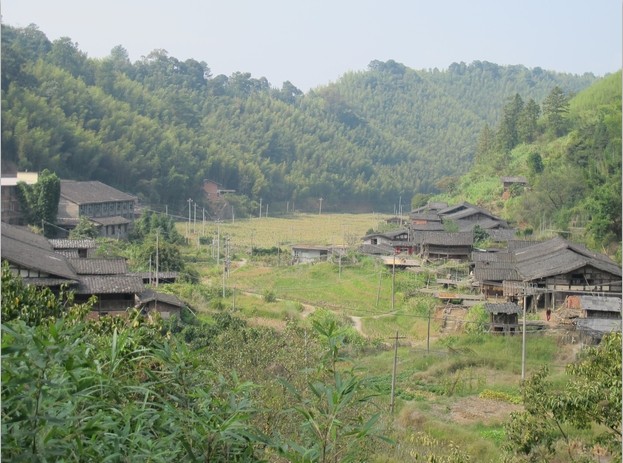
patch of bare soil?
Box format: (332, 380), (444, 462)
(449, 396), (522, 425)
(246, 317), (287, 330)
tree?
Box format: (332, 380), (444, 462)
(69, 216), (99, 239)
(517, 98), (540, 143)
(542, 86), (570, 137)
(278, 319), (387, 463)
(497, 93), (524, 152)
(504, 332), (622, 462)
(16, 169), (60, 235)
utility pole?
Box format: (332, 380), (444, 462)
(259, 198), (262, 218)
(427, 309), (431, 353)
(389, 331), (406, 414)
(155, 228), (159, 288)
(193, 202), (197, 234)
(521, 287), (527, 381)
(217, 222), (221, 265)
(187, 198), (192, 237)
(319, 198), (323, 215)
(391, 251), (396, 311)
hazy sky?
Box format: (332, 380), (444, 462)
(2, 0), (621, 92)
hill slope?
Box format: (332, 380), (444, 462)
(1, 24), (599, 215)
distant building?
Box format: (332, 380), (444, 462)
(57, 180), (137, 238)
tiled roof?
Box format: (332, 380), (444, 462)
(1, 224), (78, 280)
(514, 237), (622, 280)
(575, 318), (621, 334)
(444, 208), (501, 222)
(2, 222), (53, 251)
(414, 231), (473, 246)
(358, 243), (394, 255)
(579, 296), (622, 313)
(410, 222), (445, 231)
(138, 289), (185, 308)
(471, 251), (514, 263)
(75, 275), (144, 294)
(49, 239), (97, 249)
(91, 216), (131, 226)
(68, 258), (128, 275)
(486, 229), (519, 242)
(484, 302), (521, 314)
(410, 212), (442, 221)
(60, 180), (137, 204)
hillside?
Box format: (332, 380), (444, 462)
(433, 71), (622, 252)
(1, 24), (599, 216)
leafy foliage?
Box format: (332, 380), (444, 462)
(504, 333), (622, 462)
(15, 169), (60, 234)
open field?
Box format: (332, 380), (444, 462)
(171, 213), (601, 461)
(178, 212), (390, 250)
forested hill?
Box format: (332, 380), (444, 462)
(1, 24), (599, 215)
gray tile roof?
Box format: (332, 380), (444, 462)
(484, 302), (521, 314)
(514, 237), (622, 281)
(60, 180), (137, 204)
(2, 222), (53, 251)
(414, 231), (474, 246)
(75, 275), (144, 294)
(410, 222), (445, 231)
(138, 289), (186, 308)
(49, 239), (97, 250)
(471, 251), (514, 263)
(91, 216), (131, 226)
(68, 258), (128, 275)
(575, 318), (621, 334)
(579, 296), (622, 313)
(1, 223), (78, 280)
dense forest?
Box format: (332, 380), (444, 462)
(1, 24), (599, 216)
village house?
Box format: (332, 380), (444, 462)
(137, 289), (186, 319)
(413, 231), (474, 261)
(501, 176), (528, 199)
(470, 237), (622, 313)
(291, 245), (331, 264)
(484, 302), (521, 334)
(1, 223), (187, 319)
(361, 229), (412, 254)
(49, 238), (98, 258)
(572, 295), (622, 342)
(57, 180), (137, 238)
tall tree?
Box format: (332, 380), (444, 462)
(542, 86), (569, 137)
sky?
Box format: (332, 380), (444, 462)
(1, 0), (621, 92)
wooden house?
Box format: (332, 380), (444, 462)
(414, 231), (474, 260)
(1, 222), (78, 290)
(489, 237), (623, 313)
(67, 257), (143, 316)
(484, 302), (521, 333)
(501, 176), (528, 199)
(137, 289), (186, 319)
(49, 239), (98, 258)
(57, 180), (137, 238)
(361, 229), (413, 254)
(471, 250), (518, 298)
(574, 296), (622, 342)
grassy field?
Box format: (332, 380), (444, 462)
(179, 212), (389, 250)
